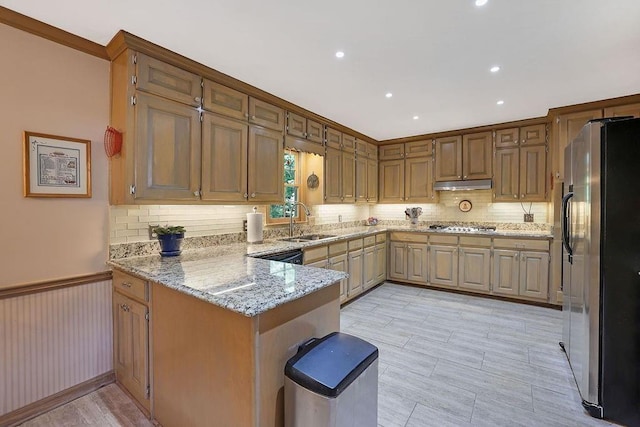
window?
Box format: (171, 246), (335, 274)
(268, 150), (302, 223)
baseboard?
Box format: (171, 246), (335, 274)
(0, 371), (115, 427)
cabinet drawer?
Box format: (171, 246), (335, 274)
(363, 236), (376, 247)
(348, 238), (363, 250)
(113, 270), (148, 303)
(459, 236), (492, 247)
(493, 238), (549, 251)
(428, 234), (458, 245)
(304, 246), (328, 264)
(329, 241), (348, 256)
(375, 233), (387, 243)
(390, 232), (429, 243)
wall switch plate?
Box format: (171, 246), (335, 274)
(338, 215), (342, 223)
(524, 214), (534, 222)
(243, 219), (248, 232)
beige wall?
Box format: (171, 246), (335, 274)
(0, 23), (110, 287)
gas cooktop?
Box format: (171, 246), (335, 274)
(428, 224), (497, 233)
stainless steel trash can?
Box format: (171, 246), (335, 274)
(284, 332), (379, 427)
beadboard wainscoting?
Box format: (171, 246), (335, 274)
(0, 278), (114, 422)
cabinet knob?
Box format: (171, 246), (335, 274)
(194, 97), (201, 103)
(463, 175), (467, 179)
(245, 113), (249, 118)
(251, 193), (256, 198)
(458, 175), (462, 179)
(522, 139), (526, 144)
(244, 192), (249, 199)
(303, 132), (308, 137)
(251, 115), (256, 120)
(513, 194), (518, 199)
(121, 282), (132, 288)
(521, 194), (525, 198)
(194, 190), (201, 197)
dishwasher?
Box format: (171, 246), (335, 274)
(253, 249), (304, 264)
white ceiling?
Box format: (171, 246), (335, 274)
(2, 0), (640, 140)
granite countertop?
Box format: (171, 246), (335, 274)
(108, 244), (347, 317)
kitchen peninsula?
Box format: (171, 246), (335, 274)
(109, 244), (346, 427)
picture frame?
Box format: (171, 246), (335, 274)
(23, 131), (91, 198)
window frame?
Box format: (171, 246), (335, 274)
(266, 150), (304, 225)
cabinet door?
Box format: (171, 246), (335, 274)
(342, 150), (356, 202)
(367, 159), (378, 203)
(324, 147), (342, 203)
(463, 132), (492, 180)
(113, 292), (149, 408)
(326, 128), (342, 149)
(388, 242), (407, 281)
(555, 109), (603, 180)
(328, 253), (348, 303)
(405, 140), (433, 158)
(495, 128), (519, 149)
(355, 155), (368, 203)
(306, 119), (324, 143)
(405, 157), (434, 202)
(366, 143), (378, 160)
(492, 249), (519, 296)
(248, 126), (284, 203)
(435, 136), (462, 181)
(458, 247), (491, 293)
(135, 92), (201, 200)
(364, 246), (377, 290)
(407, 243), (428, 284)
(375, 243), (386, 284)
(604, 103), (640, 118)
(201, 113), (248, 202)
(429, 245), (458, 287)
(249, 98), (284, 131)
(356, 140), (368, 157)
(519, 251), (549, 300)
(494, 148), (519, 201)
(306, 259), (328, 269)
(378, 160), (405, 203)
(379, 143), (404, 160)
(348, 249), (364, 297)
(136, 53), (201, 106)
(202, 80), (248, 120)
(286, 111), (306, 138)
(342, 134), (357, 153)
(519, 145), (546, 201)
(520, 124), (546, 146)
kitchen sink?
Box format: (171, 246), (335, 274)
(280, 234), (337, 242)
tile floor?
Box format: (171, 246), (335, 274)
(21, 283), (615, 427)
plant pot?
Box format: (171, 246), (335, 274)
(158, 233), (184, 257)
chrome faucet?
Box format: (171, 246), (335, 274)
(288, 201), (312, 237)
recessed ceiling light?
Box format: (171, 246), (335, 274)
(413, 116), (419, 120)
(475, 0), (488, 6)
(335, 51), (345, 58)
(385, 92), (393, 98)
(497, 100), (505, 105)
(490, 65), (500, 73)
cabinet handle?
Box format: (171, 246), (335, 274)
(458, 175), (462, 179)
(463, 175), (467, 179)
(121, 282), (132, 288)
(521, 194), (525, 198)
(244, 113), (249, 118)
(514, 141), (518, 144)
(121, 304), (129, 312)
(194, 97), (201, 103)
(515, 253), (519, 261)
(251, 193), (256, 198)
(194, 190), (201, 197)
(513, 194), (518, 199)
(251, 115), (256, 120)
(303, 132), (308, 137)
(522, 139), (526, 144)
(244, 192), (249, 199)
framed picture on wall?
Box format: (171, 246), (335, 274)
(23, 131), (91, 198)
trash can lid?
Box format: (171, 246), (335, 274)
(285, 332), (379, 398)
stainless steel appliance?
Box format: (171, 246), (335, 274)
(428, 224), (496, 233)
(560, 117), (640, 425)
(253, 249), (303, 264)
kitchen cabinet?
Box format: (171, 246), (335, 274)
(388, 233), (429, 284)
(134, 92), (201, 201)
(326, 127), (342, 149)
(435, 133), (492, 182)
(379, 140), (435, 203)
(554, 109), (603, 180)
(364, 245), (376, 290)
(458, 237), (491, 293)
(202, 80), (248, 121)
(604, 103), (640, 119)
(136, 53), (201, 106)
(248, 98), (284, 131)
(375, 234), (387, 284)
(112, 271), (150, 413)
(324, 147), (342, 203)
(342, 151), (356, 202)
(324, 128), (356, 204)
(428, 235), (459, 288)
(492, 238), (549, 301)
(367, 159), (378, 203)
(356, 155), (378, 203)
(494, 124), (547, 202)
(328, 253), (348, 303)
(247, 126), (285, 203)
(286, 111), (323, 144)
(342, 133), (357, 153)
(347, 239), (364, 297)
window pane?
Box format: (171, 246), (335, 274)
(285, 186), (299, 217)
(284, 168), (296, 184)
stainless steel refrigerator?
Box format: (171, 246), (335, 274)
(560, 117), (640, 426)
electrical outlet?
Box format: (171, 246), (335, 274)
(338, 215), (343, 223)
(148, 224), (158, 239)
(243, 219), (248, 232)
(524, 213), (534, 223)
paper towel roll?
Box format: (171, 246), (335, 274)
(246, 211), (264, 243)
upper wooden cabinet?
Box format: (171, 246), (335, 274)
(379, 141), (435, 203)
(434, 136), (463, 181)
(405, 140), (433, 158)
(136, 53), (201, 107)
(134, 92), (201, 201)
(355, 156), (378, 204)
(379, 160), (404, 203)
(248, 126), (285, 202)
(286, 111), (323, 144)
(366, 159), (378, 203)
(462, 132), (493, 180)
(342, 134), (357, 153)
(341, 151), (356, 202)
(603, 103), (640, 119)
(379, 143), (404, 160)
(366, 143), (378, 160)
(405, 157), (435, 202)
(249, 98), (284, 131)
(494, 124), (548, 202)
(324, 146), (343, 203)
(202, 80), (248, 121)
(326, 127), (342, 149)
(553, 109), (603, 180)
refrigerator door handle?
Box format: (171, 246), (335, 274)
(561, 191), (574, 260)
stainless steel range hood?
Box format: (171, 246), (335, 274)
(433, 179), (492, 191)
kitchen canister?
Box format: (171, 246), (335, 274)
(247, 207), (264, 243)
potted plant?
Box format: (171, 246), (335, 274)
(152, 225), (186, 257)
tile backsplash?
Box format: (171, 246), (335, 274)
(109, 192), (549, 244)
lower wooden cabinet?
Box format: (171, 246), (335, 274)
(327, 253), (348, 303)
(364, 245), (376, 290)
(492, 250), (519, 296)
(406, 244), (428, 284)
(429, 245), (458, 288)
(113, 280), (150, 413)
(388, 236), (428, 284)
(458, 247), (491, 293)
(375, 242), (386, 284)
(347, 248), (364, 297)
(492, 249), (549, 300)
(388, 241), (407, 281)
